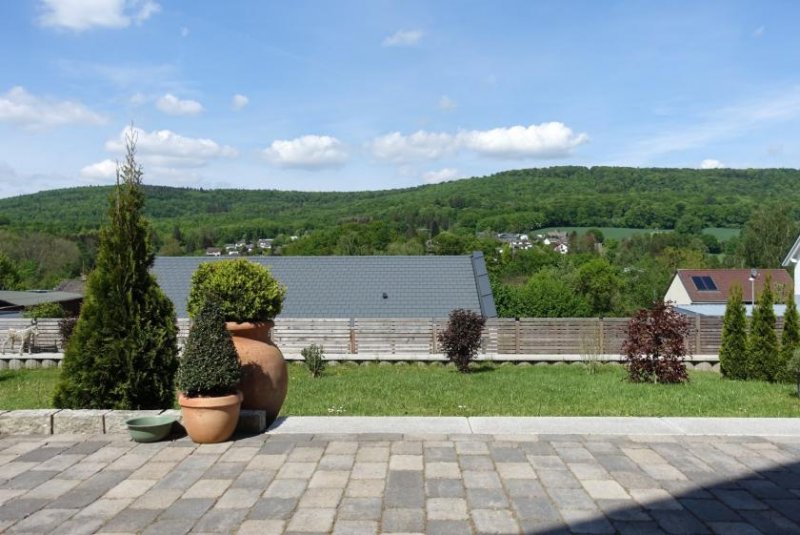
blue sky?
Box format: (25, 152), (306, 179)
(1, 1), (799, 198)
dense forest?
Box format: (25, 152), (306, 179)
(0, 166), (798, 317)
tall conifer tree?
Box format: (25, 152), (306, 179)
(747, 275), (779, 381)
(54, 136), (178, 409)
(719, 284), (748, 380)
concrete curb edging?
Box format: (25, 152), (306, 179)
(0, 408), (267, 435)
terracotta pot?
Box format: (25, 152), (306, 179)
(178, 391), (242, 444)
(226, 321), (287, 425)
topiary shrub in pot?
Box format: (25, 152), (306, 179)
(177, 300), (242, 444)
(187, 258), (287, 425)
(438, 309), (486, 373)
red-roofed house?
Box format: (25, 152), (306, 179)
(664, 269), (793, 306)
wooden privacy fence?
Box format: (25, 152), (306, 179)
(3, 315), (768, 361)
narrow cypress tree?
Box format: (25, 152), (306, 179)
(54, 137), (178, 409)
(779, 291), (800, 383)
(719, 284), (748, 380)
(747, 275), (779, 382)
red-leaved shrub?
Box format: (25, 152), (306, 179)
(622, 301), (691, 384)
(437, 309), (486, 373)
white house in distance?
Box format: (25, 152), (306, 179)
(665, 269), (793, 316)
(782, 234), (800, 303)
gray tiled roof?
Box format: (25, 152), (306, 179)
(152, 253), (496, 319)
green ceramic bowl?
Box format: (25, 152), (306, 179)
(125, 415), (177, 443)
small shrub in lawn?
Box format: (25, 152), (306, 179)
(622, 301), (690, 384)
(438, 309), (486, 373)
(301, 344), (326, 378)
(57, 316), (77, 350)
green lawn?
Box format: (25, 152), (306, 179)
(532, 226), (740, 242)
(2, 363), (798, 417)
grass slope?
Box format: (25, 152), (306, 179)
(3, 363), (797, 416)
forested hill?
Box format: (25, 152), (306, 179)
(1, 166), (799, 239)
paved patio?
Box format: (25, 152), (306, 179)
(0, 419), (799, 534)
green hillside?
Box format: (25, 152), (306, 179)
(0, 166), (797, 242)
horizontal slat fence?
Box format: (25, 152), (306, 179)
(1, 316), (752, 365)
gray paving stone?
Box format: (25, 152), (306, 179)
(511, 496), (561, 521)
(425, 478), (465, 498)
(159, 497), (214, 520)
(471, 508), (518, 534)
(6, 469), (59, 489)
(595, 499), (651, 522)
(466, 488), (509, 509)
(538, 468), (582, 489)
(338, 497), (382, 520)
(712, 489), (768, 511)
(612, 520), (664, 534)
(192, 507), (248, 532)
(248, 497), (299, 520)
(651, 510), (711, 534)
(101, 507), (161, 532)
(5, 506), (76, 532)
(547, 487), (598, 511)
(382, 507), (425, 533)
(427, 519), (474, 535)
(425, 447), (457, 463)
(141, 518), (195, 535)
(505, 478), (547, 498)
(739, 510), (800, 535)
(680, 498), (743, 522)
(458, 455), (494, 471)
(332, 519), (378, 535)
(14, 446), (67, 462)
(560, 508), (616, 534)
(385, 470), (424, 508)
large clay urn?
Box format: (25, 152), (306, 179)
(226, 321), (287, 425)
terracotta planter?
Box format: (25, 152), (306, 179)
(226, 321), (287, 425)
(179, 391), (242, 444)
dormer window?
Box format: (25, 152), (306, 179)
(691, 276), (718, 291)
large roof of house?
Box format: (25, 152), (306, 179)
(675, 269), (793, 304)
(0, 291), (83, 308)
(152, 253), (496, 319)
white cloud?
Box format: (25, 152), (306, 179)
(231, 94), (249, 111)
(699, 159), (724, 169)
(262, 135), (348, 169)
(369, 131), (456, 163)
(459, 123), (589, 158)
(80, 158), (118, 179)
(180, 26), (189, 37)
(382, 29), (423, 47)
(104, 126), (238, 168)
(38, 0), (160, 31)
(369, 122), (588, 162)
(156, 93), (204, 116)
(422, 168), (459, 184)
(438, 95), (457, 111)
(0, 86), (107, 130)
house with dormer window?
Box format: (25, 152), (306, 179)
(664, 269), (792, 308)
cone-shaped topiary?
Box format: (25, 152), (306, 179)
(779, 291), (800, 383)
(53, 138), (178, 409)
(177, 300), (242, 397)
(187, 259), (285, 323)
(719, 285), (748, 380)
(747, 275), (779, 381)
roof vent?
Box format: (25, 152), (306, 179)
(382, 292), (388, 299)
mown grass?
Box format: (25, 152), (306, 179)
(532, 226), (740, 242)
(0, 368), (61, 410)
(1, 363), (797, 417)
